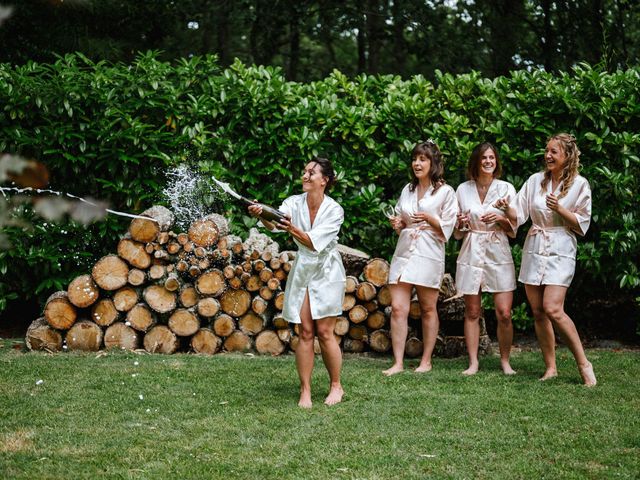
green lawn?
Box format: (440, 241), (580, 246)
(0, 338), (638, 479)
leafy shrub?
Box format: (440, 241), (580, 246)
(0, 53), (638, 332)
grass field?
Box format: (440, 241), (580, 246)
(0, 338), (638, 479)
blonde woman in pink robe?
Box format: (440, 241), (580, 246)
(383, 141), (458, 376)
(497, 133), (596, 386)
(454, 143), (517, 376)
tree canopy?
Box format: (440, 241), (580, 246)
(1, 0), (638, 80)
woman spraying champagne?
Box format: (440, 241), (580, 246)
(249, 157), (346, 408)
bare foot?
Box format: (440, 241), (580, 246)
(383, 365), (404, 376)
(539, 368), (558, 381)
(579, 362), (597, 387)
(414, 363), (432, 373)
(324, 386), (344, 406)
(501, 363), (517, 375)
(298, 390), (312, 409)
(462, 364), (479, 376)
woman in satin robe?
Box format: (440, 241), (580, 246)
(248, 157), (347, 407)
(383, 141), (458, 376)
(497, 133), (596, 386)
(454, 142), (517, 375)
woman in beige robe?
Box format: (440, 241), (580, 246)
(249, 157), (346, 407)
(454, 142), (517, 375)
(384, 141), (458, 376)
(498, 133), (596, 386)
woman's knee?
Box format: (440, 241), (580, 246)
(316, 324), (335, 342)
(465, 306), (482, 322)
(495, 308), (512, 325)
(390, 302), (409, 319)
(543, 303), (564, 322)
(298, 325), (315, 342)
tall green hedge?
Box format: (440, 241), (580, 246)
(1, 52), (638, 324)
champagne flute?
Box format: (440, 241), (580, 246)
(458, 209), (471, 232)
(493, 182), (509, 210)
(382, 204), (397, 220)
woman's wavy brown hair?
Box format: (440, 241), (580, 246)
(409, 140), (446, 195)
(467, 142), (502, 180)
(541, 133), (580, 199)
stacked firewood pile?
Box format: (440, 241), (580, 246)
(25, 206), (489, 357)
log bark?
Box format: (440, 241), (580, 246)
(439, 273), (457, 300)
(164, 273), (181, 292)
(195, 269), (226, 296)
(143, 325), (179, 354)
(92, 255), (129, 291)
(26, 317), (63, 352)
(126, 303), (156, 332)
(220, 289), (251, 317)
(342, 294), (356, 311)
(255, 330), (285, 355)
(113, 286), (139, 312)
(251, 296), (268, 315)
(213, 313), (235, 337)
(273, 291), (285, 311)
(168, 308), (200, 336)
(345, 276), (359, 293)
(191, 328), (222, 354)
(348, 324), (368, 341)
(272, 314), (288, 329)
(362, 258), (390, 287)
(117, 238), (151, 269)
(44, 291), (77, 330)
(67, 274), (99, 308)
(337, 244), (370, 277)
(223, 330), (252, 352)
(369, 329), (391, 353)
(343, 338), (365, 353)
(66, 320), (103, 351)
(104, 322), (139, 351)
(91, 298), (119, 327)
(276, 328), (291, 343)
(143, 285), (177, 313)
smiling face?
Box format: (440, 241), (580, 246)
(301, 162), (327, 192)
(479, 148), (497, 176)
(544, 140), (568, 175)
(412, 153), (432, 181)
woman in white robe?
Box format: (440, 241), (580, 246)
(498, 133), (596, 386)
(454, 142), (517, 376)
(249, 157), (347, 407)
(383, 141), (458, 376)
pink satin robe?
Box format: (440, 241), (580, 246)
(388, 183), (458, 288)
(454, 179), (517, 295)
(513, 172), (591, 287)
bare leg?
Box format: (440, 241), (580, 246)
(415, 286), (440, 373)
(462, 293), (481, 375)
(295, 291), (315, 408)
(316, 317), (344, 405)
(526, 284), (557, 380)
(494, 291), (516, 375)
(543, 286), (596, 387)
(383, 282), (412, 376)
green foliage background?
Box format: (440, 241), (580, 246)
(1, 53), (638, 327)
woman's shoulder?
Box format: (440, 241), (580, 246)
(456, 180), (474, 192)
(528, 171), (545, 182)
(439, 183), (456, 195)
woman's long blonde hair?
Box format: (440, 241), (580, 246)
(541, 133), (581, 198)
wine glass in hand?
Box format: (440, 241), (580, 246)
(493, 183), (510, 210)
(457, 209), (471, 232)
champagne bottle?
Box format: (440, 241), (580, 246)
(238, 196), (287, 223)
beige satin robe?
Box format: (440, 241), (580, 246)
(454, 179), (517, 295)
(513, 172), (591, 287)
(388, 183), (458, 288)
(278, 193), (346, 324)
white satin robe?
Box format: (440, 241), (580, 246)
(513, 172), (591, 287)
(278, 193), (346, 324)
(388, 183), (458, 288)
(455, 179), (517, 295)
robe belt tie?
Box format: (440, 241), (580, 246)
(527, 225), (567, 255)
(469, 229), (502, 243)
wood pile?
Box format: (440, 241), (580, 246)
(26, 206), (488, 357)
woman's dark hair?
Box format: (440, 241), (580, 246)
(467, 142), (502, 180)
(409, 141), (445, 194)
(311, 156), (337, 190)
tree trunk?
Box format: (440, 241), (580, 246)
(143, 325), (179, 354)
(126, 303), (156, 332)
(220, 289), (251, 317)
(197, 297), (221, 318)
(191, 328), (222, 354)
(223, 330), (252, 352)
(195, 269), (226, 296)
(188, 213), (229, 247)
(113, 286), (139, 312)
(369, 329), (390, 353)
(143, 285), (177, 314)
(117, 238), (151, 269)
(168, 308), (200, 336)
(363, 258), (390, 287)
(91, 298), (119, 327)
(255, 330), (285, 355)
(213, 313), (236, 337)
